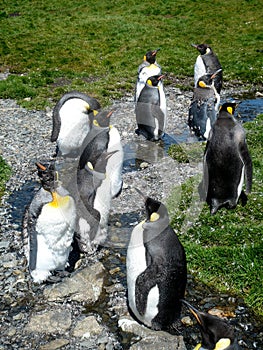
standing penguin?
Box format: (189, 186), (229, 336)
(188, 69), (222, 140)
(126, 189), (187, 331)
(23, 162), (77, 283)
(192, 43), (223, 94)
(182, 300), (242, 350)
(135, 74), (167, 141)
(51, 91), (101, 157)
(199, 102), (253, 215)
(135, 49), (162, 103)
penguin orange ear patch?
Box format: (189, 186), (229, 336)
(150, 212), (160, 222)
(93, 119), (99, 127)
(198, 81), (206, 88)
(227, 107), (233, 114)
(194, 344), (202, 350)
(214, 338), (231, 350)
(87, 162), (94, 170)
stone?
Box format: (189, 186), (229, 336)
(25, 308), (72, 334)
(118, 316), (187, 350)
(43, 262), (105, 303)
(72, 315), (104, 338)
(39, 339), (70, 350)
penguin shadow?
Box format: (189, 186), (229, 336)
(7, 179), (39, 231)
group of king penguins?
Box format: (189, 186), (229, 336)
(22, 44), (253, 350)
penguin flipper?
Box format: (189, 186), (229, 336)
(240, 141), (253, 193)
(135, 264), (159, 316)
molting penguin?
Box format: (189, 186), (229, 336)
(126, 189), (187, 331)
(135, 49), (162, 103)
(51, 91), (101, 157)
(199, 102), (253, 215)
(135, 74), (167, 141)
(192, 43), (223, 94)
(188, 69), (222, 140)
(23, 162), (77, 283)
(181, 300), (242, 350)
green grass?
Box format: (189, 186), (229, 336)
(0, 0), (262, 109)
(167, 115), (263, 317)
(0, 157), (11, 198)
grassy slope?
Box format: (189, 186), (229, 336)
(167, 115), (263, 316)
(0, 0), (262, 109)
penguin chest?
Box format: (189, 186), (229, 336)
(58, 102), (90, 154)
(35, 197), (76, 270)
(127, 223), (159, 327)
(93, 177), (112, 228)
(194, 55), (206, 86)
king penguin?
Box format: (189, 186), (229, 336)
(199, 102), (253, 215)
(23, 162), (77, 283)
(181, 300), (242, 350)
(135, 48), (162, 103)
(135, 74), (167, 141)
(192, 43), (223, 94)
(126, 189), (187, 331)
(51, 91), (101, 157)
(188, 69), (222, 140)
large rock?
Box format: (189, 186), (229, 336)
(72, 315), (104, 338)
(118, 316), (187, 350)
(43, 262), (105, 303)
(25, 308), (72, 333)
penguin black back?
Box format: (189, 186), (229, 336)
(182, 300), (242, 349)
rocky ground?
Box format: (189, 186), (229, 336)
(0, 82), (262, 350)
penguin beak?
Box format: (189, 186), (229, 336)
(158, 75), (165, 81)
(35, 162), (46, 171)
(181, 300), (203, 326)
(105, 150), (118, 159)
(211, 69), (222, 79)
(152, 48), (160, 56)
(191, 43), (198, 48)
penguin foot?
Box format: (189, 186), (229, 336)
(240, 190), (248, 206)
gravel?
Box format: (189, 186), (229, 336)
(0, 81), (262, 349)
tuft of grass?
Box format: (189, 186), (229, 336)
(167, 115), (263, 317)
(0, 157), (11, 198)
(0, 0), (262, 109)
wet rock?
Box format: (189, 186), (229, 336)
(43, 262), (105, 303)
(118, 316), (187, 350)
(25, 308), (72, 333)
(72, 315), (104, 338)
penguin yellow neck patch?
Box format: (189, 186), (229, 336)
(194, 344), (202, 350)
(150, 212), (160, 222)
(147, 79), (153, 86)
(48, 192), (70, 208)
(214, 338), (231, 350)
(93, 119), (99, 127)
(227, 107), (233, 114)
(198, 81), (207, 88)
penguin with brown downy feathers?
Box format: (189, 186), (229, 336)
(199, 102), (253, 215)
(181, 300), (242, 349)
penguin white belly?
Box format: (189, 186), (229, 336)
(32, 197), (76, 283)
(127, 222), (159, 327)
(237, 163), (245, 199)
(108, 127), (124, 198)
(204, 118), (211, 139)
(57, 99), (90, 155)
(94, 177), (112, 229)
(153, 118), (159, 139)
(194, 56), (206, 87)
(136, 64), (162, 101)
(158, 82), (167, 128)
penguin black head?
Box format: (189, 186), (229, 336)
(91, 110), (114, 128)
(197, 69), (222, 88)
(144, 49), (160, 64)
(146, 74), (164, 87)
(219, 102), (238, 116)
(135, 188), (168, 222)
(192, 43), (212, 55)
(182, 300), (237, 350)
(35, 162), (57, 192)
(86, 150), (118, 177)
